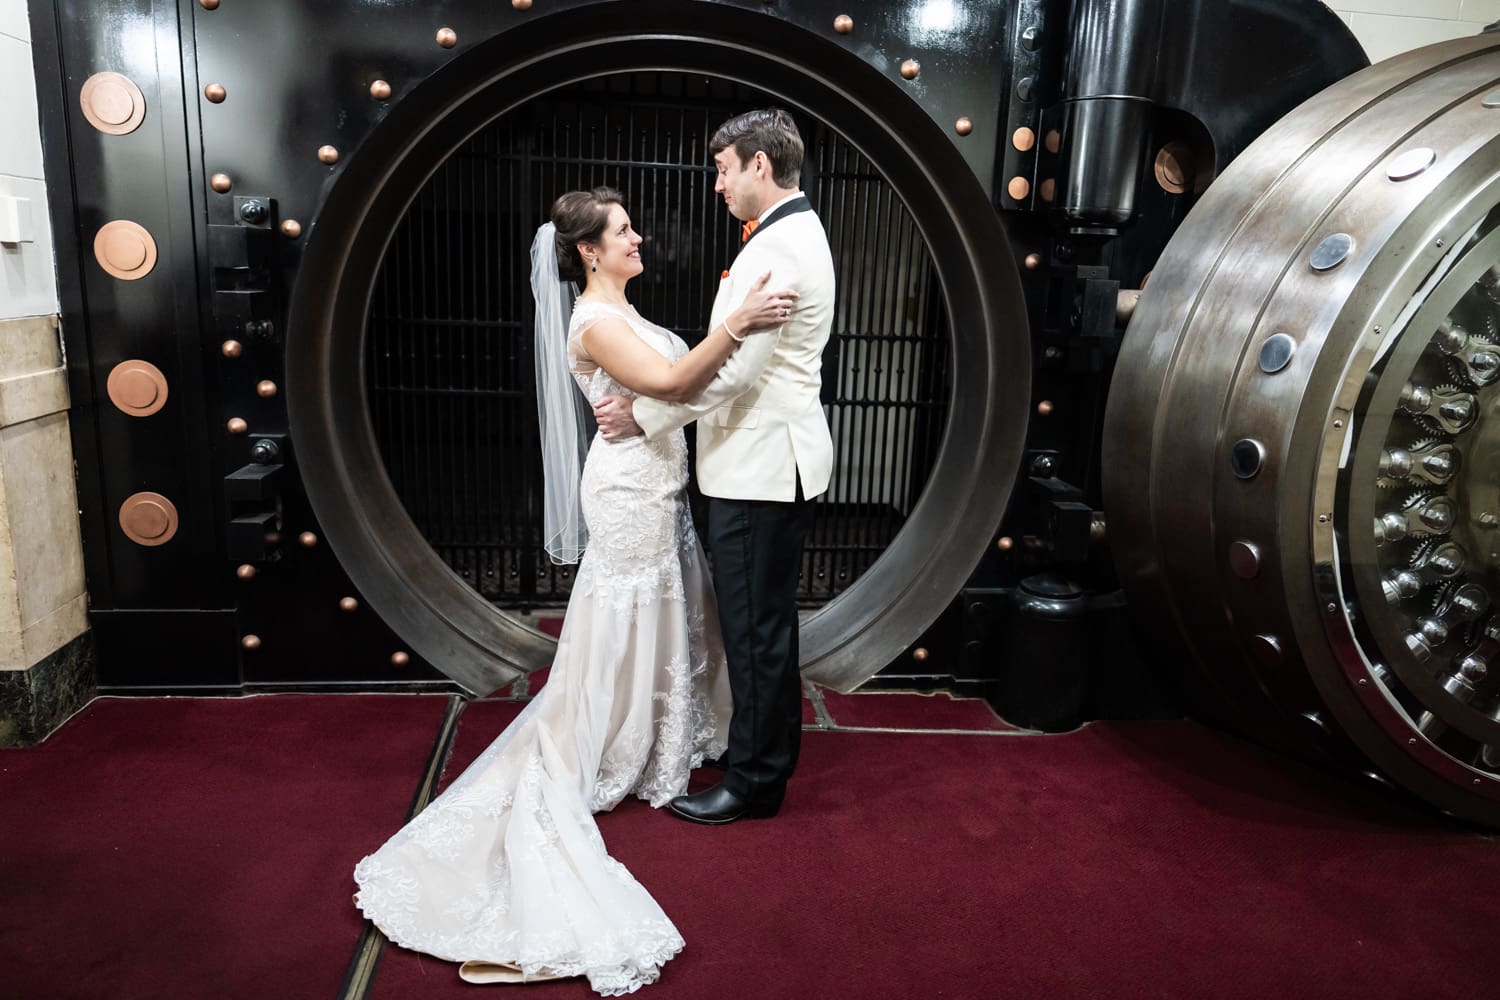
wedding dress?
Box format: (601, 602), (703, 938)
(353, 300), (733, 995)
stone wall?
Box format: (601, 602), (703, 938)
(0, 0), (94, 746)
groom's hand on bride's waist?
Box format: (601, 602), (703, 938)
(595, 395), (643, 441)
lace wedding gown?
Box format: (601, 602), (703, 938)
(353, 300), (733, 995)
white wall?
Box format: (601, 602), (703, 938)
(1331, 1), (1497, 63)
(0, 0), (56, 321)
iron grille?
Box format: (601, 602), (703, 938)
(367, 75), (951, 611)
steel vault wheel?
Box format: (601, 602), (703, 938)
(1104, 36), (1500, 825)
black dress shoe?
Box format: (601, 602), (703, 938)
(667, 783), (781, 825)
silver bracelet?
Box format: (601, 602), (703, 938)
(724, 319), (745, 343)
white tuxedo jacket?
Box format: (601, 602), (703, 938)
(634, 201), (836, 501)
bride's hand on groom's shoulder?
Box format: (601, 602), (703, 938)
(732, 271), (799, 334)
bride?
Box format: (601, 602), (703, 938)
(352, 186), (797, 994)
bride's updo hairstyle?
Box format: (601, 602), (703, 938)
(551, 186), (626, 282)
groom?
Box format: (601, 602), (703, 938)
(593, 108), (835, 824)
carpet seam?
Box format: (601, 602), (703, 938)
(337, 693), (466, 1000)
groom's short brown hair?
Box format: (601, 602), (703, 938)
(710, 109), (803, 188)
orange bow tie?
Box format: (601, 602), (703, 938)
(740, 219), (760, 243)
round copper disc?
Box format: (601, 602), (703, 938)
(834, 15), (853, 34)
(1007, 176), (1031, 201)
(1012, 127), (1036, 152)
(369, 79), (392, 101)
(119, 491), (179, 546)
(280, 219), (302, 238)
(80, 72), (146, 136)
(210, 172), (232, 193)
(436, 27), (457, 48)
(900, 59), (920, 80)
(513, 0), (534, 9)
(94, 220), (158, 280)
(203, 83), (226, 104)
(1045, 130), (1062, 155)
(954, 117), (973, 136)
(106, 360), (169, 417)
(1039, 178), (1056, 203)
(318, 145), (339, 165)
(1154, 141), (1194, 195)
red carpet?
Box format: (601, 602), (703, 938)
(370, 714), (1500, 1000)
(0, 694), (452, 1000)
(6, 695), (1499, 1000)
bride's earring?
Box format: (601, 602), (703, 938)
(590, 257), (598, 273)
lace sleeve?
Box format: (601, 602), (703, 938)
(567, 303), (610, 373)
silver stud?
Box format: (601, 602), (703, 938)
(1311, 233), (1353, 271)
(1386, 147), (1435, 181)
(1231, 438), (1265, 479)
(1229, 540), (1261, 579)
(1258, 332), (1297, 373)
(1484, 90), (1500, 109)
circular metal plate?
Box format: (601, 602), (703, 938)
(80, 72), (146, 136)
(1258, 332), (1297, 373)
(106, 360), (169, 417)
(93, 220), (157, 280)
(119, 492), (179, 546)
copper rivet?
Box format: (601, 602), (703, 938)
(236, 564), (256, 580)
(369, 79), (392, 101)
(1037, 400), (1054, 416)
(513, 0), (534, 8)
(339, 596), (359, 612)
(1045, 130), (1061, 154)
(241, 634), (261, 651)
(900, 59), (920, 80)
(280, 219), (302, 238)
(1013, 127), (1036, 152)
(94, 220), (158, 280)
(834, 14), (853, 33)
(204, 83), (226, 103)
(107, 360), (169, 417)
(264, 530), (282, 545)
(912, 647), (929, 662)
(436, 27), (457, 48)
(256, 380), (278, 398)
(1039, 178), (1056, 203)
(954, 116), (973, 136)
(1024, 253), (1042, 270)
(80, 72), (146, 136)
(318, 145), (339, 165)
(210, 172), (232, 193)
(221, 339), (242, 358)
(299, 531), (318, 548)
(1154, 142), (1193, 194)
(391, 651), (411, 667)
(997, 536), (1014, 552)
(1007, 176), (1030, 201)
(199, 0), (220, 9)
(226, 417), (248, 434)
(119, 492), (179, 546)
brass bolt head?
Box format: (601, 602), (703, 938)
(236, 564), (256, 580)
(317, 145), (339, 165)
(226, 417), (248, 434)
(241, 634), (261, 651)
(221, 339), (242, 358)
(204, 83), (226, 103)
(954, 117), (973, 136)
(1037, 400), (1055, 416)
(210, 172), (232, 193)
(900, 59), (920, 80)
(280, 219), (302, 238)
(256, 380), (278, 398)
(298, 531), (318, 548)
(369, 79), (392, 101)
(391, 651), (411, 667)
(834, 14), (853, 33)
(339, 597), (359, 612)
(436, 27), (457, 48)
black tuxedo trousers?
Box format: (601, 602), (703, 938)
(706, 483), (811, 806)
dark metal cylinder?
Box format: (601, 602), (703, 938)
(1058, 0), (1164, 232)
(1001, 574), (1089, 731)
